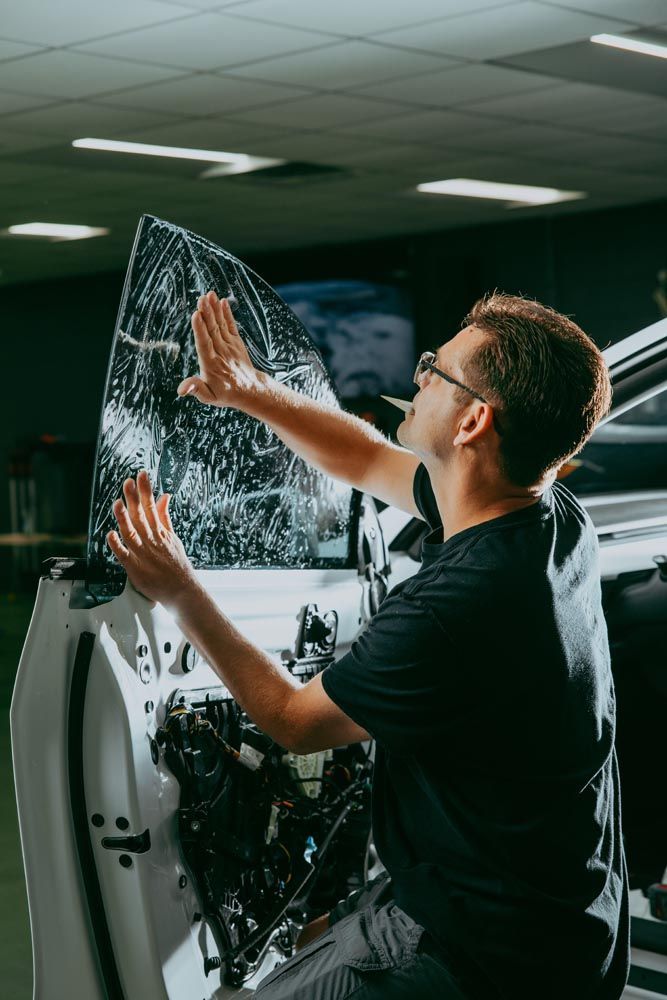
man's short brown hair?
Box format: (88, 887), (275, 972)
(459, 292), (612, 487)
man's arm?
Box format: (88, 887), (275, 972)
(244, 377), (424, 519)
(108, 473), (369, 754)
(179, 291), (424, 520)
(172, 578), (369, 754)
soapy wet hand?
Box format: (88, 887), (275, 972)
(177, 290), (262, 408)
(107, 469), (197, 606)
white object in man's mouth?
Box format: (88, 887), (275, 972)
(381, 395), (414, 413)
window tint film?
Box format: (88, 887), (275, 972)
(87, 216), (358, 598)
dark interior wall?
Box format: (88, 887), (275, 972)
(1, 197), (666, 538)
(2, 272), (124, 537)
(254, 197), (667, 351)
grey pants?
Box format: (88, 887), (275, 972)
(254, 872), (468, 999)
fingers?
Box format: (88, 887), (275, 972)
(201, 290), (238, 350)
(198, 292), (226, 350)
(191, 310), (217, 362)
(176, 375), (215, 403)
(107, 529), (130, 565)
(213, 292), (239, 341)
(156, 493), (173, 533)
(222, 297), (239, 336)
(123, 477), (154, 542)
(212, 293), (227, 338)
(137, 470), (161, 534)
(113, 497), (142, 550)
(193, 290), (238, 348)
(176, 380), (197, 397)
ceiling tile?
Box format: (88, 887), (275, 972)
(229, 40), (462, 90)
(0, 91), (57, 115)
(538, 0), (667, 26)
(433, 120), (595, 154)
(0, 162), (74, 190)
(538, 132), (667, 173)
(333, 108), (508, 144)
(0, 129), (60, 156)
(223, 92), (412, 128)
(585, 169), (667, 198)
(78, 11), (338, 71)
(355, 64), (566, 107)
(119, 116), (298, 149)
(326, 143), (488, 172)
(369, 2), (634, 60)
(588, 102), (667, 142)
(0, 37), (45, 60)
(95, 74), (311, 115)
(3, 101), (181, 139)
(226, 0), (517, 36)
(464, 80), (667, 122)
(35, 171), (187, 200)
(0, 51), (184, 100)
(208, 128), (415, 166)
(0, 1), (195, 48)
(154, 0), (254, 7)
(499, 28), (667, 100)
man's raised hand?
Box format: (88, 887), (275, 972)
(177, 290), (263, 408)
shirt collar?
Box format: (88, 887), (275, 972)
(421, 487), (554, 566)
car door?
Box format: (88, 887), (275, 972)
(11, 216), (387, 1000)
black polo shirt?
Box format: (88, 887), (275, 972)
(321, 463), (629, 999)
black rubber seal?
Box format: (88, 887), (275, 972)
(68, 631), (126, 1000)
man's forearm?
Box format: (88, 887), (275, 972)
(171, 578), (303, 750)
(242, 374), (388, 489)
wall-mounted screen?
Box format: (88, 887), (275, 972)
(276, 280), (415, 400)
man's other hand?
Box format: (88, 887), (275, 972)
(107, 469), (197, 608)
(177, 290), (264, 408)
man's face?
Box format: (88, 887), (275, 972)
(396, 325), (489, 460)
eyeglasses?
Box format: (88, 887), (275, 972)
(413, 351), (503, 435)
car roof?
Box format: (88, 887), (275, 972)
(604, 316), (667, 370)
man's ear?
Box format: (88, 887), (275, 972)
(453, 404), (493, 446)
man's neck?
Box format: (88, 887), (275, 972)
(426, 462), (550, 543)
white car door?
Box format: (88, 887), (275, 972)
(11, 217), (389, 1000)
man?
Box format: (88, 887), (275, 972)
(108, 290), (629, 999)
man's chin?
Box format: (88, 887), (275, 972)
(396, 420), (410, 447)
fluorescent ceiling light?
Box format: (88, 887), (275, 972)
(4, 222), (109, 241)
(590, 33), (667, 60)
(72, 137), (284, 176)
(416, 178), (587, 207)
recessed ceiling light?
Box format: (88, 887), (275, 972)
(415, 178), (587, 207)
(3, 222), (109, 241)
(590, 33), (667, 60)
(72, 137), (284, 176)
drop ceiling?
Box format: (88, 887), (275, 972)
(1, 0), (666, 284)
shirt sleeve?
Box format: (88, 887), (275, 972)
(412, 462), (441, 530)
(321, 586), (461, 755)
